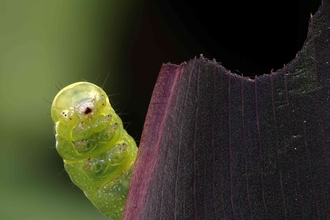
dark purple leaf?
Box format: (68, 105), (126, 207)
(124, 1), (330, 219)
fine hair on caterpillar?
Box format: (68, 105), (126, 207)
(51, 81), (138, 219)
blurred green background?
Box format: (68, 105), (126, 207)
(0, 0), (322, 219)
(0, 1), (143, 219)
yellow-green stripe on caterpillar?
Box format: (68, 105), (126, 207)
(51, 82), (138, 219)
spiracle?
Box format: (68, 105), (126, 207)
(51, 82), (138, 219)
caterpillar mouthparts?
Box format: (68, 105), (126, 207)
(51, 82), (138, 219)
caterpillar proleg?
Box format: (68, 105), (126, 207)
(51, 82), (138, 219)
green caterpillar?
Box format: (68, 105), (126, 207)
(51, 82), (138, 219)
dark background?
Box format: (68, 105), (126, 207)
(124, 0), (322, 144)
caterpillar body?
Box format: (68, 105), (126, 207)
(51, 82), (138, 219)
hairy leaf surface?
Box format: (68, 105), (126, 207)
(125, 1), (330, 219)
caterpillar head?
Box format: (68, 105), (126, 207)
(51, 82), (110, 124)
(51, 82), (118, 142)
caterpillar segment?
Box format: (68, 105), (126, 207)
(51, 82), (138, 219)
